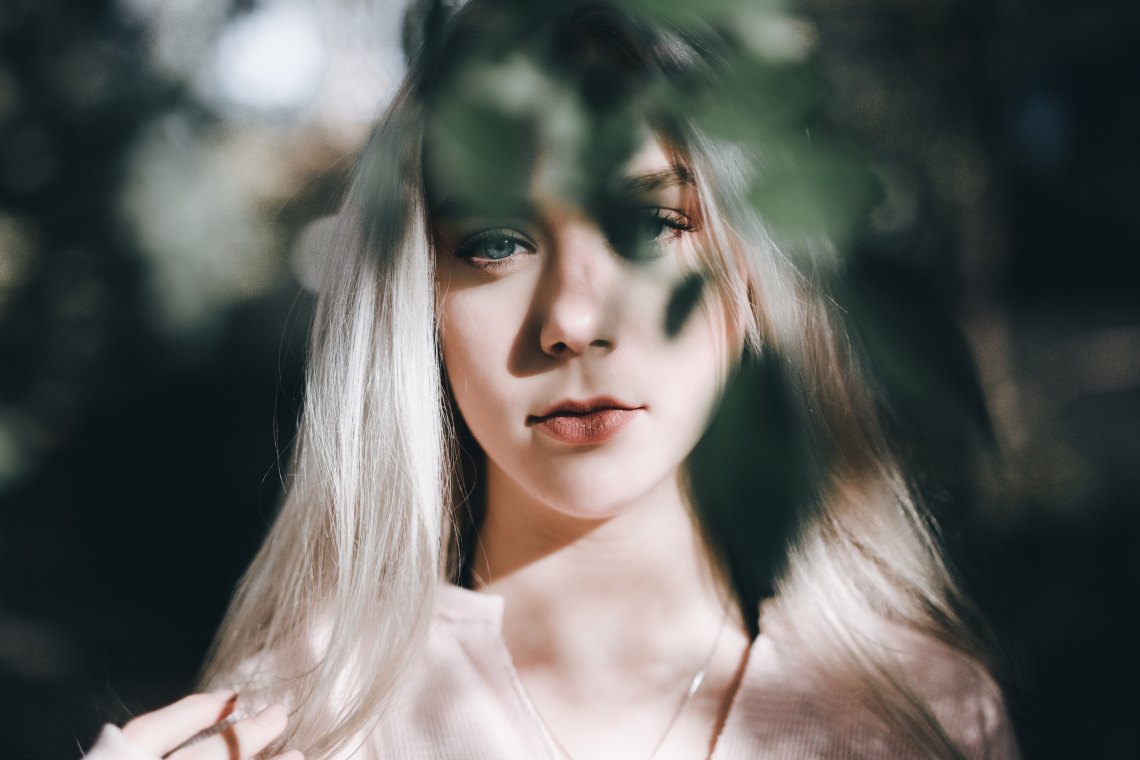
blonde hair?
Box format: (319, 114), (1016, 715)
(200, 3), (995, 758)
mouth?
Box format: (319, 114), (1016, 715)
(527, 397), (643, 445)
(529, 396), (641, 420)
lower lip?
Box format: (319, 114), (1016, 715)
(533, 409), (639, 445)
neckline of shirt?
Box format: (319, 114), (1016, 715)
(436, 582), (767, 760)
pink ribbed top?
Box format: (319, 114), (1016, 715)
(85, 584), (1019, 759)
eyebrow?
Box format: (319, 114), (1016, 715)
(431, 196), (536, 222)
(620, 165), (694, 195)
(430, 165), (694, 221)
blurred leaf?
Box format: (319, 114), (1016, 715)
(624, 0), (787, 30)
(690, 352), (821, 627)
(748, 142), (880, 249)
(688, 57), (825, 144)
(423, 72), (539, 219)
(664, 271), (705, 337)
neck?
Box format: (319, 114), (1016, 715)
(467, 462), (753, 760)
(470, 461), (740, 681)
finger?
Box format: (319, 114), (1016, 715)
(169, 704), (288, 760)
(122, 691), (238, 756)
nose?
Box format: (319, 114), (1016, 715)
(538, 221), (618, 358)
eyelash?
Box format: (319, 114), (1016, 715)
(454, 228), (536, 272)
(646, 208), (697, 243)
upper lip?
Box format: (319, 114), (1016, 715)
(528, 397), (641, 422)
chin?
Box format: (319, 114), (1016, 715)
(525, 464), (677, 522)
(546, 499), (643, 523)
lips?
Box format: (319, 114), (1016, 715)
(527, 397), (642, 445)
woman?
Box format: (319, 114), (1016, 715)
(85, 1), (1018, 758)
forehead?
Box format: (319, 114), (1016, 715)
(419, 18), (696, 218)
(531, 132), (688, 210)
(625, 137), (678, 176)
(428, 130), (693, 223)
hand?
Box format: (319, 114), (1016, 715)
(120, 691), (302, 760)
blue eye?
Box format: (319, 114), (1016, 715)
(479, 236), (522, 260)
(454, 228), (534, 269)
(449, 229), (533, 270)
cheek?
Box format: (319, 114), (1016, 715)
(436, 289), (522, 443)
(654, 268), (738, 362)
(438, 302), (486, 406)
(669, 313), (730, 416)
(650, 293), (741, 447)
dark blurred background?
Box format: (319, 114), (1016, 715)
(0, 0), (1136, 757)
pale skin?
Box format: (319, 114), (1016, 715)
(116, 139), (745, 760)
(435, 136), (753, 759)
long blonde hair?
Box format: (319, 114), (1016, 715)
(200, 2), (994, 758)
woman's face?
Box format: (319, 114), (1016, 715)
(434, 136), (740, 520)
